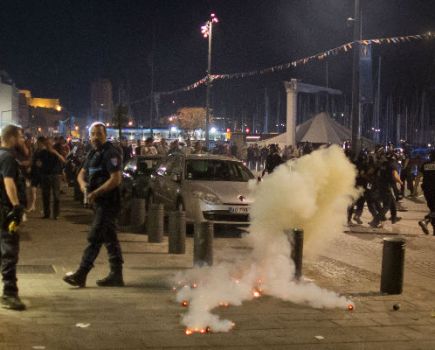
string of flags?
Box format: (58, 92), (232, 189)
(156, 32), (434, 96)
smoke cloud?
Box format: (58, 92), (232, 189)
(174, 145), (358, 333)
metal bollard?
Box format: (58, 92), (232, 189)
(380, 237), (406, 295)
(168, 210), (186, 254)
(193, 221), (214, 266)
(147, 204), (164, 243)
(130, 197), (146, 228)
(285, 228), (304, 280)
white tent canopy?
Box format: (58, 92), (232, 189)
(296, 112), (351, 144)
(257, 112), (374, 148)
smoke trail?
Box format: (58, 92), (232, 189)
(174, 145), (358, 333)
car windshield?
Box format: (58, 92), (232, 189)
(186, 159), (254, 182)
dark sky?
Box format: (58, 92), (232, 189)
(0, 0), (434, 119)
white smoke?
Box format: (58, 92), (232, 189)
(174, 145), (358, 333)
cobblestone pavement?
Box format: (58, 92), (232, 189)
(1, 191), (435, 349)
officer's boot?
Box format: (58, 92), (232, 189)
(96, 265), (124, 287)
(63, 267), (89, 288)
(1, 294), (26, 311)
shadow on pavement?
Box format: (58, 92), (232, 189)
(63, 214), (93, 225)
(128, 266), (191, 271)
(345, 291), (383, 297)
(407, 196), (426, 204)
(123, 251), (169, 255)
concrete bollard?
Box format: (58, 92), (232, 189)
(285, 228), (304, 280)
(147, 204), (164, 243)
(193, 221), (213, 266)
(168, 210), (186, 254)
(380, 237), (406, 295)
(130, 197), (146, 228)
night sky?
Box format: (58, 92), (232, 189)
(0, 0), (434, 122)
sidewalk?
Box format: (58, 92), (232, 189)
(1, 191), (435, 349)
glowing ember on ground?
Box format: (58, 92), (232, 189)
(252, 288), (261, 298)
(184, 327), (212, 335)
(181, 300), (189, 307)
(348, 304), (354, 311)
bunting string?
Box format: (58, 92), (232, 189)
(155, 32), (434, 97)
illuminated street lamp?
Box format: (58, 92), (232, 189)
(350, 0), (361, 156)
(201, 13), (219, 149)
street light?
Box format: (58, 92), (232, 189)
(201, 13), (219, 150)
(350, 0), (361, 157)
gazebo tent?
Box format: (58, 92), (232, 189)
(296, 112), (351, 144)
(258, 112), (374, 149)
(296, 112), (374, 148)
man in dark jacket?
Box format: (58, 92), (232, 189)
(262, 144), (283, 177)
(33, 138), (65, 219)
(63, 122), (124, 288)
(0, 125), (27, 310)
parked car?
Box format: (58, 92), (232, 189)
(120, 155), (163, 224)
(147, 153), (255, 226)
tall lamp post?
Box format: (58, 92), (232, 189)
(350, 0), (361, 157)
(201, 13), (218, 149)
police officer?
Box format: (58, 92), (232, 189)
(377, 152), (403, 224)
(418, 150), (435, 235)
(0, 125), (26, 310)
(63, 122), (124, 287)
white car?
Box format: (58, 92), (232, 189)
(148, 153), (255, 225)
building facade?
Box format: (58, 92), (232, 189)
(20, 89), (65, 135)
(91, 79), (113, 123)
(0, 71), (19, 128)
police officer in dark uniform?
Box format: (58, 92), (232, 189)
(0, 125), (26, 310)
(418, 150), (435, 235)
(377, 152), (403, 224)
(63, 122), (124, 287)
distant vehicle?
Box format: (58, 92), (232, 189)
(147, 154), (255, 226)
(411, 147), (432, 161)
(120, 155), (163, 223)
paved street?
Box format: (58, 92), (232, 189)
(1, 190), (435, 349)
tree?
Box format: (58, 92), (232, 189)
(176, 107), (213, 131)
(112, 104), (129, 139)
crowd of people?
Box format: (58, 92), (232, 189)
(345, 146), (431, 230)
(0, 122), (434, 311)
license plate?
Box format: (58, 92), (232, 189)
(229, 207), (249, 214)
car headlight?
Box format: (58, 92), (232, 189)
(192, 191), (222, 204)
